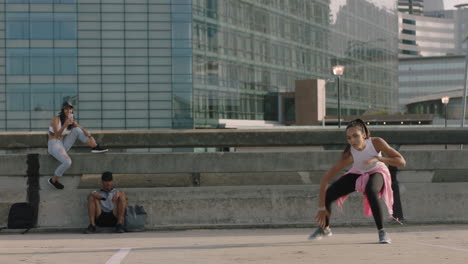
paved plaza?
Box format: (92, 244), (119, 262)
(1, 225), (468, 264)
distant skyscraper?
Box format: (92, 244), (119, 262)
(398, 0), (424, 15)
(398, 3), (468, 114)
(398, 13), (455, 57)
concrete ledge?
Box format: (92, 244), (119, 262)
(79, 174), (194, 188)
(3, 172), (468, 230)
(37, 152), (343, 175)
(200, 171), (324, 186)
(2, 147), (468, 230)
(3, 128), (468, 149)
(27, 150), (468, 175)
(33, 182), (468, 229)
(79, 172), (324, 188)
(398, 171), (434, 183)
(432, 170), (468, 182)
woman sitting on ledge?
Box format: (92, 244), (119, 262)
(47, 101), (108, 189)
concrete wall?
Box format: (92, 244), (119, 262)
(3, 127), (468, 149)
(1, 150), (468, 230)
(4, 178), (468, 230)
(2, 129), (468, 230)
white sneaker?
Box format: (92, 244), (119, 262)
(308, 227), (332, 240)
(378, 230), (391, 244)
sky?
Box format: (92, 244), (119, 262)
(444, 0), (464, 10)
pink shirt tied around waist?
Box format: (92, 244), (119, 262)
(336, 164), (394, 218)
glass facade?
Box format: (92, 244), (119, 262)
(399, 56), (465, 110)
(192, 0), (398, 123)
(0, 0), (398, 131)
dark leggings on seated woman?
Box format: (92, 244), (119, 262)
(325, 173), (384, 229)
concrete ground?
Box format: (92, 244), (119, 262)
(1, 225), (468, 264)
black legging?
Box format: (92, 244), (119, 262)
(325, 173), (384, 230)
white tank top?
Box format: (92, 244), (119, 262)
(49, 118), (71, 136)
(350, 138), (384, 173)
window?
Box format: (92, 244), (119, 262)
(402, 19), (416, 25)
(7, 48), (77, 75)
(7, 0), (76, 3)
(30, 13), (54, 39)
(54, 49), (78, 75)
(6, 13), (29, 39)
(30, 49), (54, 74)
(54, 13), (77, 40)
(7, 84), (77, 111)
(7, 49), (29, 75)
(6, 13), (76, 40)
(402, 29), (416, 35)
(6, 85), (30, 111)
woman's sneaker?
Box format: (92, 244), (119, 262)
(48, 178), (64, 189)
(91, 144), (108, 153)
(308, 227), (332, 240)
(378, 230), (392, 244)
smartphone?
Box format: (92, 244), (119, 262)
(67, 113), (74, 129)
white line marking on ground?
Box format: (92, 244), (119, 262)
(416, 242), (468, 253)
(105, 248), (132, 264)
(0, 247), (122, 251)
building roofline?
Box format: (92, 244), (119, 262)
(399, 55), (464, 61)
(455, 4), (468, 9)
(406, 89), (464, 105)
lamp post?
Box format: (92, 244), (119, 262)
(455, 4), (468, 128)
(442, 96), (450, 150)
(441, 96), (450, 128)
(332, 65), (345, 128)
(462, 37), (468, 128)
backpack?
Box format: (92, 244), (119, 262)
(125, 205), (147, 232)
(8, 203), (35, 230)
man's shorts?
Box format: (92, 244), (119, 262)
(95, 211), (117, 227)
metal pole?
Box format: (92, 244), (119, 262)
(337, 76), (341, 128)
(445, 104), (448, 128)
(460, 38), (468, 150)
(445, 104), (448, 150)
(461, 40), (468, 127)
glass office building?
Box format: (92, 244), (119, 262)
(398, 12), (455, 58)
(399, 55), (465, 113)
(0, 0), (398, 131)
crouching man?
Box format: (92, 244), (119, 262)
(84, 171), (127, 233)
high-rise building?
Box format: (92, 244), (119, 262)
(0, 0), (399, 131)
(399, 55), (464, 108)
(398, 12), (455, 57)
(398, 4), (468, 114)
(425, 6), (468, 55)
(398, 0), (424, 15)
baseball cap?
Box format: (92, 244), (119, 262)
(62, 101), (74, 109)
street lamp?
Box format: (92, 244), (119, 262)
(332, 65), (345, 128)
(442, 96), (450, 150)
(441, 96), (450, 128)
